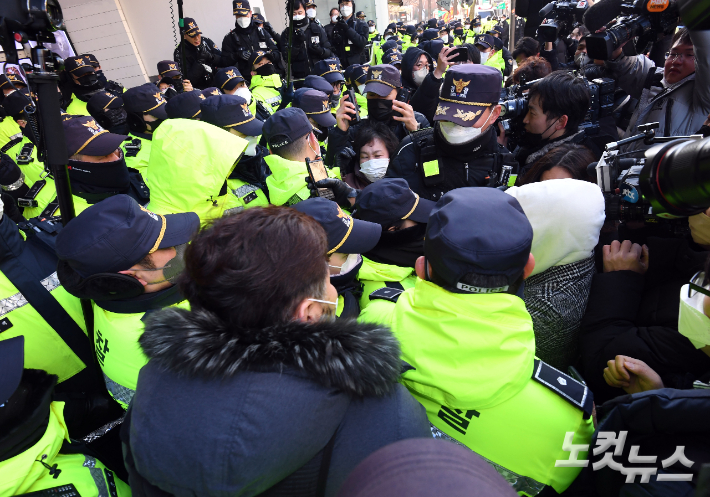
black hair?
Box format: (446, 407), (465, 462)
(353, 122), (399, 160)
(462, 43), (481, 65)
(671, 27), (692, 48)
(506, 56), (551, 87)
(518, 142), (596, 185)
(271, 132), (310, 161)
(528, 70), (590, 133)
(512, 37), (540, 60)
(330, 7), (339, 15)
(286, 0), (308, 12)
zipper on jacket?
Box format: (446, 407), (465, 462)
(465, 163), (469, 182)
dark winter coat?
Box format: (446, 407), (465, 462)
(409, 71), (443, 125)
(121, 308), (430, 497)
(279, 22), (333, 80)
(329, 16), (369, 67)
(580, 237), (710, 404)
(173, 37), (222, 90)
(222, 21), (280, 80)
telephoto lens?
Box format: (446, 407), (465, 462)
(640, 137), (710, 218)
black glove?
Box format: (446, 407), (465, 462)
(293, 29), (306, 44)
(306, 177), (358, 208)
(335, 147), (357, 176)
(198, 42), (214, 63)
(239, 50), (252, 61)
(266, 51), (279, 63)
(309, 43), (324, 57)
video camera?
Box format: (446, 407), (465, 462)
(594, 122), (710, 224)
(537, 0), (589, 42)
(0, 0), (64, 64)
(583, 0), (680, 61)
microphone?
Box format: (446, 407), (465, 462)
(583, 0), (623, 33)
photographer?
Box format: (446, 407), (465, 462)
(505, 71), (601, 176)
(173, 18), (222, 90)
(330, 0), (369, 67)
(222, 1), (280, 81)
(280, 0), (333, 82)
(604, 28), (710, 153)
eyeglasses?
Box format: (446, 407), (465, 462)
(688, 271), (710, 298)
(665, 52), (695, 62)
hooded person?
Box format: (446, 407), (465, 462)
(358, 187), (595, 495)
(353, 179), (435, 318)
(120, 206), (431, 496)
(56, 195), (200, 409)
(505, 179), (605, 372)
(401, 46), (433, 93)
(0, 337), (132, 497)
(279, 0), (333, 83)
(1, 89), (44, 186)
(200, 94), (271, 211)
(145, 118), (247, 223)
(294, 197), (382, 319)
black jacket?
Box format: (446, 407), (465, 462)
(387, 125), (518, 201)
(329, 16), (369, 67)
(229, 144), (271, 200)
(173, 37), (222, 90)
(122, 308), (430, 497)
(409, 71), (443, 125)
(280, 22), (333, 79)
(580, 237), (710, 404)
(501, 46), (514, 77)
(222, 21), (280, 79)
(324, 22), (338, 44)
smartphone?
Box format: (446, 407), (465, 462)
(306, 157), (334, 200)
(347, 87), (361, 123)
(396, 87), (411, 104)
(449, 47), (469, 63)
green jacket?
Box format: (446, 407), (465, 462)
(64, 97), (90, 117)
(263, 154), (312, 206)
(0, 117), (21, 149)
(383, 278), (594, 494)
(464, 29), (481, 44)
(122, 134), (152, 176)
(250, 74), (283, 115)
(6, 136), (43, 184)
(94, 299), (190, 409)
(0, 401), (130, 497)
(146, 119), (245, 223)
(356, 256), (416, 313)
(485, 50), (506, 82)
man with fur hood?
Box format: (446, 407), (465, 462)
(121, 206), (430, 496)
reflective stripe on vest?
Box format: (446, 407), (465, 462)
(82, 455), (110, 497)
(423, 160), (439, 177)
(103, 372), (136, 408)
(0, 272), (59, 317)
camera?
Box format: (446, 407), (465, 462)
(584, 0), (680, 61)
(537, 0), (588, 43)
(0, 0), (64, 64)
(595, 122), (710, 223)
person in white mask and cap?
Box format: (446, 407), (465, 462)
(387, 64), (518, 201)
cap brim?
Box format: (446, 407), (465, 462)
(80, 131), (128, 157)
(433, 101), (491, 127)
(233, 118), (264, 137)
(338, 218), (382, 254)
(310, 111), (337, 127)
(0, 335), (24, 404)
(364, 81), (394, 97)
(148, 102), (169, 120)
(161, 70), (181, 79)
(222, 78), (245, 91)
(73, 66), (95, 77)
(234, 9), (250, 15)
(407, 197), (436, 223)
(323, 73), (345, 84)
(186, 29), (202, 37)
(159, 211), (201, 249)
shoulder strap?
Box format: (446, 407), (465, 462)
(410, 128), (443, 187)
(532, 359), (593, 419)
(369, 286), (404, 303)
(1, 136), (22, 155)
(315, 428), (338, 497)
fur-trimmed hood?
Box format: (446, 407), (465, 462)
(141, 308), (403, 397)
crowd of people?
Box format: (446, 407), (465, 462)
(1, 0), (710, 495)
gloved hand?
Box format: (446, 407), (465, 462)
(309, 42), (324, 57)
(335, 147), (356, 176)
(279, 82), (295, 110)
(293, 29), (306, 44)
(0, 153), (23, 189)
(198, 42), (214, 63)
(239, 50), (252, 61)
(306, 177), (358, 208)
(266, 51), (279, 63)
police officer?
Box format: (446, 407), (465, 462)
(387, 65), (518, 201)
(121, 83), (169, 176)
(156, 60), (193, 99)
(222, 0), (281, 80)
(280, 0), (333, 84)
(215, 66), (252, 103)
(248, 51), (283, 116)
(173, 18), (222, 90)
(253, 12), (281, 45)
(200, 94), (270, 211)
(313, 58), (345, 109)
(306, 2), (321, 26)
(56, 195), (199, 409)
(367, 20), (380, 43)
(0, 337), (131, 496)
(294, 196), (381, 319)
(1, 89), (43, 182)
(87, 90), (129, 135)
(292, 89), (337, 164)
(330, 0), (369, 67)
(356, 10), (366, 21)
(165, 90), (206, 120)
(358, 187), (594, 495)
(62, 55), (102, 116)
(487, 27), (514, 77)
(343, 64), (369, 118)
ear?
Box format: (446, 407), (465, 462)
(523, 253), (535, 280)
(415, 256), (432, 280)
(489, 104), (502, 122)
(117, 270), (149, 287)
(292, 298), (321, 323)
(557, 114), (569, 130)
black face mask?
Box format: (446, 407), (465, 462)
(255, 63), (275, 77)
(293, 17), (309, 29)
(367, 98), (394, 123)
(518, 118), (559, 148)
(68, 155), (130, 203)
(328, 93), (340, 108)
(95, 69), (108, 87)
(102, 108), (129, 135)
(315, 125), (329, 142)
(146, 118), (165, 133)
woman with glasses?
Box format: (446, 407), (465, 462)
(602, 27), (710, 154)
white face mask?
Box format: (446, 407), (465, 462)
(439, 109), (493, 144)
(357, 83), (366, 94)
(479, 51), (490, 64)
(369, 26), (375, 33)
(293, 14), (306, 21)
(340, 5), (353, 17)
(234, 87), (251, 103)
(359, 158), (389, 182)
(332, 15), (339, 23)
(413, 67), (428, 86)
(329, 253), (362, 275)
(440, 34), (449, 43)
(306, 8), (316, 18)
(237, 17), (251, 28)
(575, 53), (592, 67)
(243, 135), (260, 156)
(679, 283), (710, 348)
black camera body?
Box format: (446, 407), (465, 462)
(537, 0), (588, 42)
(0, 0), (64, 64)
(585, 0), (680, 60)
